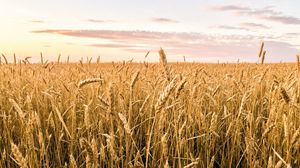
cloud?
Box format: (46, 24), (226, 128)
(32, 29), (299, 62)
(212, 5), (279, 16)
(30, 20), (45, 23)
(260, 15), (300, 24)
(212, 25), (249, 31)
(212, 23), (269, 31)
(211, 5), (251, 12)
(151, 17), (179, 23)
(32, 29), (270, 42)
(212, 5), (300, 25)
(240, 22), (269, 29)
(89, 43), (138, 48)
(84, 19), (115, 23)
(284, 33), (300, 39)
(286, 33), (300, 36)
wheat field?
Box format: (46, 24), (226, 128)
(0, 52), (300, 167)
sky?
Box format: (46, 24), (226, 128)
(1, 0), (300, 63)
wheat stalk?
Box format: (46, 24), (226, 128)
(40, 52), (43, 64)
(159, 48), (171, 80)
(9, 98), (25, 119)
(53, 104), (71, 138)
(145, 51), (150, 58)
(80, 139), (93, 168)
(97, 56), (100, 64)
(280, 87), (290, 103)
(130, 71), (140, 88)
(78, 78), (103, 88)
(258, 42), (264, 58)
(208, 156), (215, 168)
(274, 160), (282, 168)
(118, 112), (132, 135)
(267, 156), (273, 168)
(262, 123), (275, 138)
(11, 142), (28, 168)
(238, 91), (251, 117)
(154, 76), (177, 112)
(1, 54), (8, 64)
(69, 154), (78, 168)
(297, 55), (300, 73)
(283, 114), (289, 139)
(291, 128), (300, 145)
(90, 138), (98, 166)
(175, 77), (187, 98)
(159, 48), (167, 66)
(183, 161), (198, 168)
(84, 104), (90, 128)
(57, 54), (61, 64)
(14, 53), (16, 65)
(105, 134), (117, 160)
(24, 57), (31, 64)
(261, 50), (266, 64)
(139, 95), (150, 114)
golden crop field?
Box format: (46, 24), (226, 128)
(0, 51), (300, 167)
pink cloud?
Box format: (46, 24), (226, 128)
(212, 5), (280, 16)
(30, 29), (275, 45)
(286, 33), (300, 37)
(211, 5), (250, 12)
(212, 5), (300, 25)
(84, 19), (115, 23)
(151, 17), (179, 23)
(32, 29), (299, 62)
(240, 22), (269, 29)
(212, 23), (269, 32)
(212, 25), (249, 31)
(259, 15), (300, 24)
(89, 43), (138, 48)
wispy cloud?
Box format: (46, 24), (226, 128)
(212, 5), (280, 16)
(284, 33), (300, 39)
(212, 22), (269, 31)
(89, 43), (137, 48)
(151, 17), (179, 23)
(212, 5), (300, 25)
(32, 29), (298, 62)
(84, 19), (115, 23)
(286, 33), (300, 36)
(30, 20), (45, 23)
(212, 25), (249, 31)
(211, 5), (251, 12)
(259, 15), (300, 24)
(32, 29), (270, 42)
(240, 22), (269, 29)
